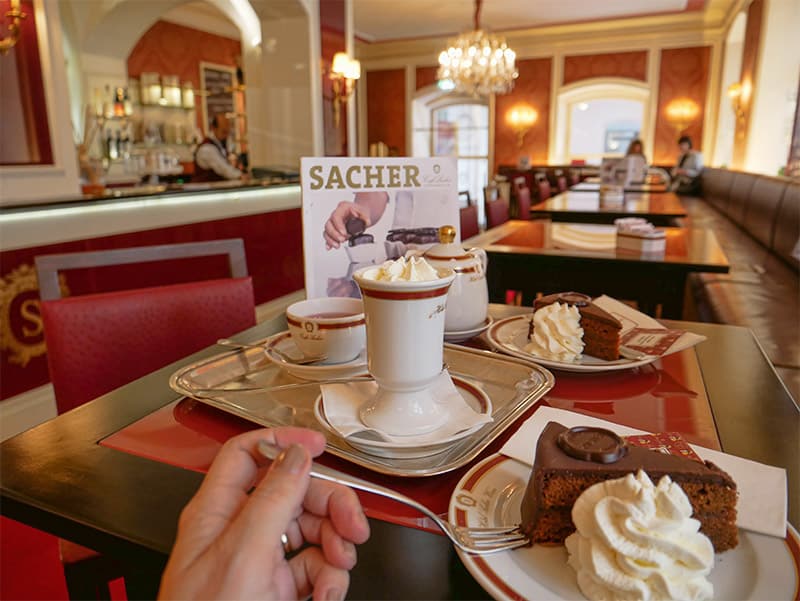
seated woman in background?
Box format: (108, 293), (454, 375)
(671, 135), (704, 194)
(622, 138), (648, 184)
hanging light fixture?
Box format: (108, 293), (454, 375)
(436, 0), (518, 97)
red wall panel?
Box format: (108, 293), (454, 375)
(320, 0), (347, 156)
(494, 57), (552, 171)
(563, 51), (648, 85)
(366, 68), (406, 155)
(416, 66), (439, 91)
(653, 46), (711, 164)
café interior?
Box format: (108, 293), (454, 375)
(0, 0), (799, 599)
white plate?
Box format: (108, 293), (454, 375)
(264, 331), (368, 381)
(449, 454), (800, 601)
(445, 316), (494, 343)
(314, 376), (493, 459)
(486, 315), (659, 373)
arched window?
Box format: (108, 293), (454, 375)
(553, 79), (651, 165)
(412, 87), (489, 222)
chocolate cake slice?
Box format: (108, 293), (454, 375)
(534, 292), (621, 360)
(520, 421), (739, 552)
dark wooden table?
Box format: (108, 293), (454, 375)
(531, 190), (686, 225)
(570, 181), (669, 193)
(471, 220), (728, 318)
(1, 307), (796, 600)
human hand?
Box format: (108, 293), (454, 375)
(158, 427), (370, 601)
(324, 201), (372, 250)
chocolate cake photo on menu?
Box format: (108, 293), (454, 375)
(520, 421), (739, 552)
(533, 292), (622, 360)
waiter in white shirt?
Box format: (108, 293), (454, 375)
(193, 113), (243, 182)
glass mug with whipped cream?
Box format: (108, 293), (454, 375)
(352, 256), (455, 436)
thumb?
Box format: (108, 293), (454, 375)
(232, 444), (311, 554)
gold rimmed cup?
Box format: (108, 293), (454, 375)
(286, 297), (365, 364)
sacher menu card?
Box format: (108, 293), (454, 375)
(300, 157), (458, 300)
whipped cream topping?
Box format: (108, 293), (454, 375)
(362, 256), (440, 282)
(524, 302), (584, 362)
(565, 470), (714, 601)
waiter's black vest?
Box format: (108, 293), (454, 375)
(193, 137), (227, 182)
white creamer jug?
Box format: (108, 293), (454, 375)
(423, 225), (489, 332)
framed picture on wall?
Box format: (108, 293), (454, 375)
(200, 61), (236, 134)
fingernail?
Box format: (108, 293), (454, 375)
(326, 588), (344, 601)
(275, 444), (307, 474)
(340, 538), (357, 562)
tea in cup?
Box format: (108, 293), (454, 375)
(286, 297), (365, 364)
(353, 256), (456, 436)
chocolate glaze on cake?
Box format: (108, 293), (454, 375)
(533, 292), (622, 360)
(520, 422), (739, 552)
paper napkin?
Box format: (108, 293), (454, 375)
(320, 371), (493, 445)
(593, 295), (706, 356)
(500, 406), (788, 539)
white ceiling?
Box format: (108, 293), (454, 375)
(353, 0), (694, 42)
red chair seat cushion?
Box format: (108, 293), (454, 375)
(42, 277), (256, 414)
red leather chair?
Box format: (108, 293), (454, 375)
(35, 240), (254, 600)
(460, 205), (480, 239)
(535, 174), (552, 201)
(556, 173), (568, 193)
(485, 197), (510, 229)
(512, 177), (532, 220)
(42, 278), (256, 414)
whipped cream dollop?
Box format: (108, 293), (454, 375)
(362, 256), (440, 282)
(524, 302), (584, 362)
(565, 470), (714, 601)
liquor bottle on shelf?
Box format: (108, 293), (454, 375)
(103, 85), (114, 119)
(123, 88), (133, 116)
(93, 88), (104, 117)
(113, 87), (125, 117)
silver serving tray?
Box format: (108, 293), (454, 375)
(169, 339), (554, 477)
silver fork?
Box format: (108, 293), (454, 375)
(258, 441), (529, 555)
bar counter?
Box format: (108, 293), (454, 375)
(0, 178), (301, 252)
(0, 179), (304, 404)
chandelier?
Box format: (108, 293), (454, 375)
(437, 0), (518, 97)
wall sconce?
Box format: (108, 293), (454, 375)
(329, 51), (360, 127)
(0, 0), (26, 55)
(506, 104), (538, 148)
(664, 98), (700, 135)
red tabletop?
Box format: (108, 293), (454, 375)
(101, 346), (718, 535)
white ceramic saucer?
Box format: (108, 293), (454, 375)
(444, 316), (494, 343)
(313, 376), (493, 459)
(264, 331), (368, 381)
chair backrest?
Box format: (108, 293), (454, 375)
(512, 176), (526, 194)
(36, 239), (248, 301)
(459, 205), (480, 240)
(41, 277), (256, 414)
(483, 184), (500, 205)
(556, 173), (568, 192)
(535, 174), (552, 201)
(516, 185), (532, 219)
(458, 190), (473, 207)
(485, 197), (510, 229)
(36, 239), (254, 414)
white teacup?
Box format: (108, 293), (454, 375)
(352, 265), (456, 436)
(286, 297), (365, 364)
